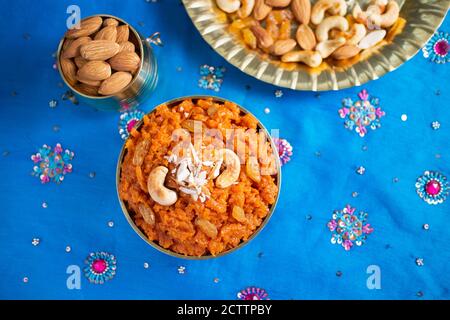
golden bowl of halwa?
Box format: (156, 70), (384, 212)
(117, 96), (281, 259)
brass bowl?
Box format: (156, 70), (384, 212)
(182, 0), (450, 91)
(116, 96), (282, 259)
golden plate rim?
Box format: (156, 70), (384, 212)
(182, 0), (450, 91)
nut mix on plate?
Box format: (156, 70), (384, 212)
(59, 16), (141, 96)
(216, 0), (402, 68)
(118, 98), (279, 257)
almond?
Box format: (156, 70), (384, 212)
(62, 36), (91, 59)
(250, 24), (274, 48)
(331, 45), (361, 60)
(265, 0), (291, 6)
(60, 58), (78, 86)
(77, 77), (102, 87)
(65, 16), (103, 39)
(272, 39), (297, 55)
(75, 83), (99, 96)
(77, 60), (111, 81)
(74, 56), (88, 69)
(109, 51), (141, 72)
(118, 41), (136, 53)
(292, 0), (311, 25)
(103, 18), (119, 27)
(94, 26), (117, 42)
(80, 40), (120, 61)
(296, 24), (316, 50)
(98, 71), (132, 95)
(62, 39), (73, 51)
(116, 25), (129, 43)
(253, 0), (272, 21)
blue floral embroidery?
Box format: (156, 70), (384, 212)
(31, 143), (74, 184)
(339, 90), (385, 137)
(84, 252), (117, 284)
(118, 110), (145, 140)
(327, 205), (374, 251)
(415, 171), (449, 205)
(422, 31), (450, 64)
(198, 65), (225, 92)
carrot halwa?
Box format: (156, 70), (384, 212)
(118, 98), (279, 257)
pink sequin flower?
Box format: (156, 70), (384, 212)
(31, 143), (74, 184)
(339, 89), (385, 137)
(328, 205), (374, 251)
(237, 287), (270, 300)
(273, 137), (293, 166)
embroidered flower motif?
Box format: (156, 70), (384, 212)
(327, 205), (374, 251)
(198, 65), (225, 92)
(118, 110), (145, 140)
(84, 252), (117, 284)
(415, 171), (449, 205)
(339, 89), (385, 137)
(237, 287), (269, 300)
(31, 143), (74, 184)
(273, 138), (293, 166)
(422, 31), (450, 64)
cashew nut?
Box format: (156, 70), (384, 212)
(311, 0), (347, 25)
(147, 166), (178, 206)
(266, 0), (291, 6)
(315, 16), (349, 42)
(347, 23), (367, 46)
(281, 50), (323, 68)
(237, 0), (255, 18)
(215, 148), (241, 189)
(316, 37), (346, 58)
(369, 1), (400, 28)
(216, 0), (241, 13)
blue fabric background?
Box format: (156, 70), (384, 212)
(0, 0), (449, 300)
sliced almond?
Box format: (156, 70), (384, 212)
(80, 40), (120, 61)
(77, 60), (111, 81)
(358, 29), (387, 49)
(296, 24), (316, 50)
(291, 0), (311, 25)
(65, 16), (103, 39)
(98, 71), (133, 95)
(116, 25), (130, 43)
(61, 36), (91, 59)
(94, 26), (117, 42)
(272, 39), (297, 56)
(60, 58), (77, 86)
(109, 51), (141, 72)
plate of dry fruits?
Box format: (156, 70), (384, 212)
(183, 0), (449, 91)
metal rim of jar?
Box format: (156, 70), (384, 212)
(56, 14), (146, 100)
(116, 95), (282, 260)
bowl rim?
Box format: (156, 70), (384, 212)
(56, 14), (145, 100)
(116, 95), (282, 260)
(181, 0), (450, 91)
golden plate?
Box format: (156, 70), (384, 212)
(182, 0), (449, 91)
